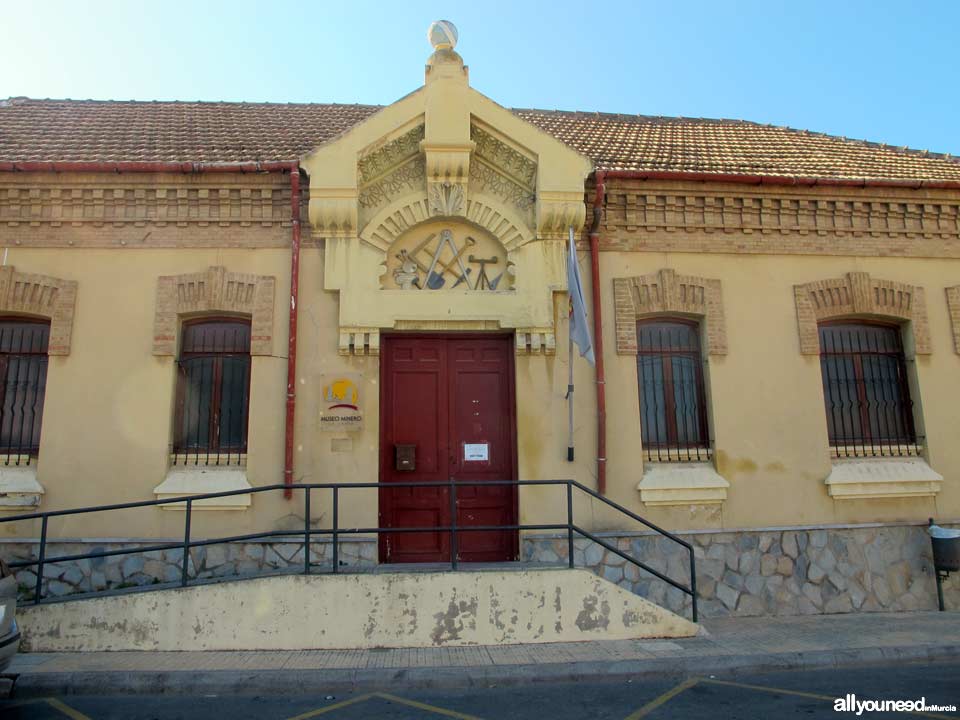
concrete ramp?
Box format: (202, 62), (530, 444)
(19, 568), (698, 651)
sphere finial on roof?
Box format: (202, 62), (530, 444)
(428, 20), (458, 51)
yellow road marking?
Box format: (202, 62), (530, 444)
(701, 679), (955, 719)
(701, 678), (837, 702)
(282, 692), (483, 720)
(374, 692), (485, 720)
(44, 698), (94, 720)
(284, 693), (375, 720)
(622, 677), (700, 720)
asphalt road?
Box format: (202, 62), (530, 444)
(1, 661), (957, 719)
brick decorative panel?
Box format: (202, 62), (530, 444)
(593, 181), (960, 259)
(0, 174), (304, 249)
(794, 272), (931, 355)
(0, 266), (77, 355)
(613, 269), (726, 356)
(947, 286), (960, 354)
(153, 266), (276, 356)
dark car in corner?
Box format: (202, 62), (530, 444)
(0, 560), (20, 671)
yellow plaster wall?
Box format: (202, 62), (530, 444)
(0, 244), (957, 542)
(589, 250), (960, 531)
(0, 248), (290, 540)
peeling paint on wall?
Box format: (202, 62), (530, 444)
(18, 569), (697, 652)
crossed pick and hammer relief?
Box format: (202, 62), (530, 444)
(392, 229), (507, 291)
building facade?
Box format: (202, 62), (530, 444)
(0, 27), (957, 617)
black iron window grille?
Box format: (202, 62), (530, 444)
(818, 322), (921, 458)
(0, 319), (49, 466)
(172, 318), (251, 466)
(636, 319), (711, 462)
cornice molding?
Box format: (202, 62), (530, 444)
(0, 176), (303, 248)
(598, 184), (960, 257)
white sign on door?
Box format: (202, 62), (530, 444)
(463, 443), (489, 462)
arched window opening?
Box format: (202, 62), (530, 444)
(0, 319), (50, 466)
(818, 322), (920, 458)
(636, 319), (711, 462)
(173, 318), (251, 466)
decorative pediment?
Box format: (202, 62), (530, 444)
(301, 26), (592, 354)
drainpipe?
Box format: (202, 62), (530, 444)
(284, 167), (302, 499)
(589, 171), (607, 495)
(1, 159), (303, 501)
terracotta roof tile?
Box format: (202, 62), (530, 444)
(2, 98), (959, 183)
(516, 109), (960, 182)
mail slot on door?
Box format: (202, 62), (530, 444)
(395, 444), (416, 471)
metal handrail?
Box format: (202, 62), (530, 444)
(0, 480), (698, 621)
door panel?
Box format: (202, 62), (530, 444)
(380, 335), (517, 563)
(447, 337), (515, 562)
(379, 338), (449, 562)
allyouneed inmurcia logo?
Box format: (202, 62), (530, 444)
(834, 694), (957, 715)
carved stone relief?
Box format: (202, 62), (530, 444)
(357, 158), (426, 213)
(471, 126), (537, 188)
(357, 125), (427, 229)
(467, 124), (536, 228)
(468, 161), (535, 225)
(382, 221), (514, 292)
(428, 182), (465, 216)
(357, 125), (425, 186)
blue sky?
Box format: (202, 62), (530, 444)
(4, 0), (959, 155)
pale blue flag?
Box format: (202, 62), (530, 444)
(567, 227), (595, 365)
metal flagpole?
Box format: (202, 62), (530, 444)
(567, 330), (574, 461)
(565, 224), (595, 463)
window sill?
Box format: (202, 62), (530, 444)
(638, 462), (730, 506)
(0, 464), (44, 509)
(825, 457), (942, 500)
(153, 466), (252, 511)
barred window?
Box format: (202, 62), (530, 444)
(818, 322), (920, 457)
(0, 319), (49, 466)
(173, 318), (251, 465)
(636, 319), (710, 462)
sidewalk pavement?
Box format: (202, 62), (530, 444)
(5, 611), (959, 697)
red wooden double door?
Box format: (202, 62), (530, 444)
(379, 334), (518, 563)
